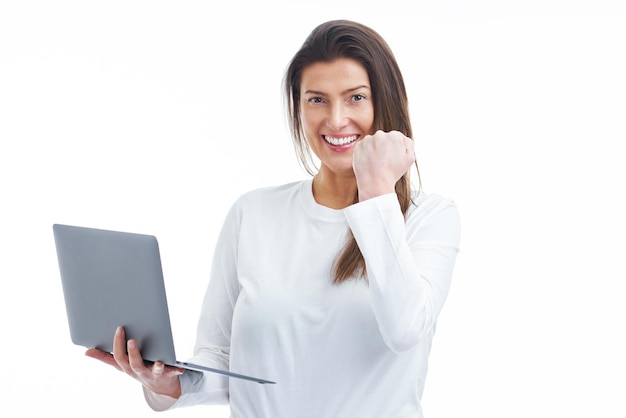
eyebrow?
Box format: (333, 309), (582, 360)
(303, 85), (371, 96)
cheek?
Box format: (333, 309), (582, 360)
(301, 119), (325, 152)
(299, 113), (320, 150)
(300, 109), (318, 133)
(360, 108), (375, 133)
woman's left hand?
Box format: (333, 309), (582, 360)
(352, 130), (415, 201)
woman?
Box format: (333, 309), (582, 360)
(87, 19), (461, 417)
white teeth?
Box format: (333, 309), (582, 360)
(323, 135), (358, 146)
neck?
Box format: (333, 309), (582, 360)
(312, 169), (358, 210)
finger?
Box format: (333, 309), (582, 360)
(127, 339), (148, 374)
(85, 348), (123, 371)
(401, 135), (410, 151)
(403, 137), (416, 161)
(112, 326), (132, 372)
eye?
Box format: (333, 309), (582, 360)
(307, 97), (324, 104)
(351, 94), (366, 102)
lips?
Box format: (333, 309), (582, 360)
(323, 134), (358, 146)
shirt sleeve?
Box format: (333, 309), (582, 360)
(144, 200), (243, 410)
(343, 193), (461, 354)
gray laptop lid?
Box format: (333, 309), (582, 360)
(53, 223), (275, 384)
(53, 223), (178, 364)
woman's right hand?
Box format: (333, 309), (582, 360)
(85, 326), (184, 399)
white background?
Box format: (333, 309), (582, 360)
(1, 1), (625, 416)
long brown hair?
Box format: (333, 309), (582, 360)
(284, 20), (419, 284)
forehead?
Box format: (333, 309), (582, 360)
(300, 58), (370, 92)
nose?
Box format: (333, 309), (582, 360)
(326, 103), (349, 131)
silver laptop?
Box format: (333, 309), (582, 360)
(53, 223), (274, 384)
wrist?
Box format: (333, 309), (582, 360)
(358, 185), (395, 202)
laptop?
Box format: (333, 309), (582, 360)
(53, 223), (275, 385)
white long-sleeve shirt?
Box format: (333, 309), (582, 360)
(145, 179), (461, 417)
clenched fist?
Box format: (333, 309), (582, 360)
(352, 130), (415, 201)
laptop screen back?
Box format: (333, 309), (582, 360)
(53, 224), (177, 364)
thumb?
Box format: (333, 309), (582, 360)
(152, 362), (165, 377)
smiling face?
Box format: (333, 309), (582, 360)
(300, 58), (374, 178)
